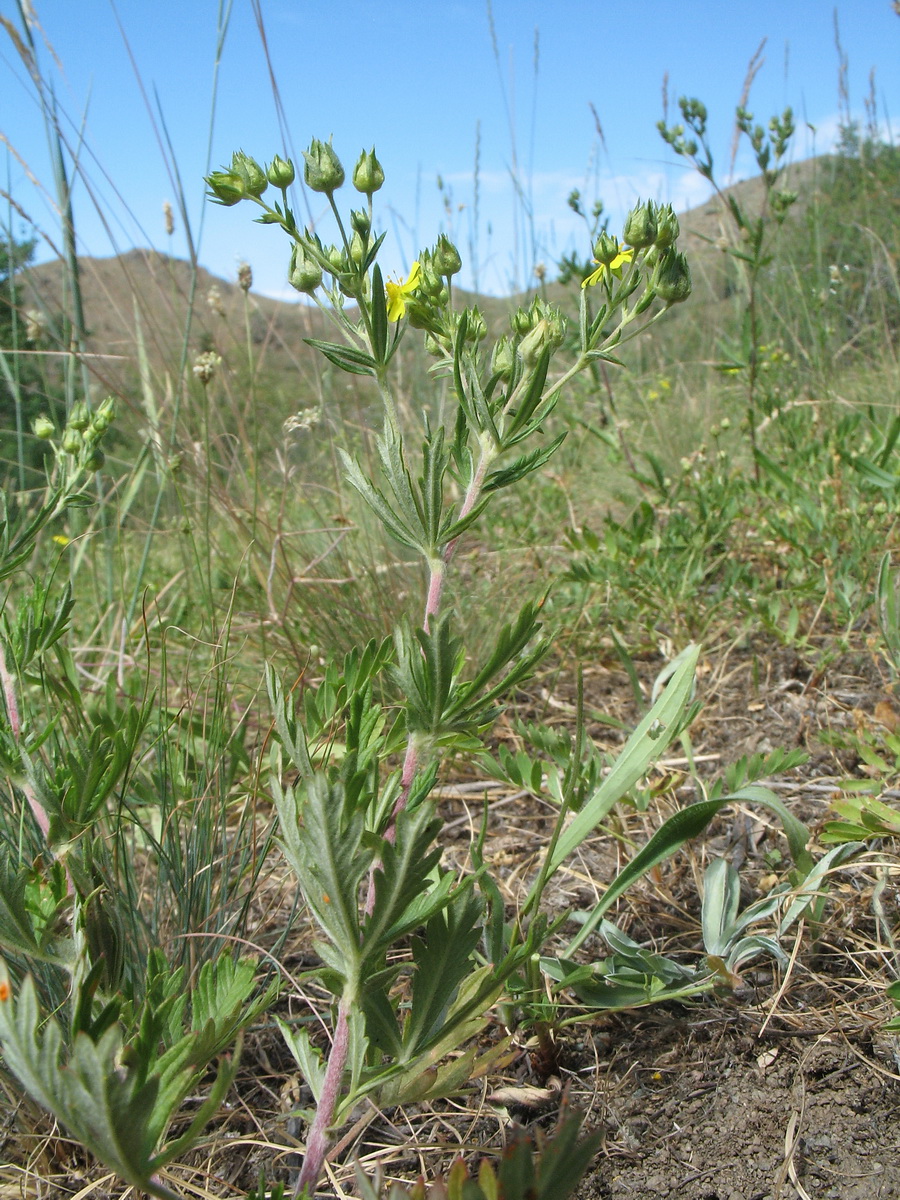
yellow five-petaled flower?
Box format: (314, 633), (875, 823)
(385, 261), (421, 321)
(581, 244), (634, 289)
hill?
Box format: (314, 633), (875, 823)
(13, 155), (831, 407)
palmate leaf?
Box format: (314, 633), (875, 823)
(340, 450), (425, 554)
(275, 775), (372, 969)
(483, 433), (567, 493)
(0, 966), (239, 1200)
(400, 889), (484, 1060)
(448, 600), (547, 724)
(390, 616), (463, 737)
(0, 866), (40, 959)
(360, 801), (444, 965)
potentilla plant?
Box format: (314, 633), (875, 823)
(208, 142), (709, 1195)
(659, 95), (797, 474)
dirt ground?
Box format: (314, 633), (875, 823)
(576, 1009), (900, 1200)
(538, 636), (900, 1200)
(374, 634), (900, 1200)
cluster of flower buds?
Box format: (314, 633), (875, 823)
(206, 150), (270, 206)
(207, 142), (386, 208)
(511, 297), (567, 367)
(33, 397), (116, 473)
(208, 140), (393, 312)
(584, 200), (691, 307)
(396, 235), (466, 351)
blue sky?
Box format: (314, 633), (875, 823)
(3, 0), (898, 298)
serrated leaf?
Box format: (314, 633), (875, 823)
(360, 802), (443, 964)
(276, 1017), (326, 1103)
(340, 449), (425, 553)
(0, 965), (238, 1199)
(400, 891), (483, 1059)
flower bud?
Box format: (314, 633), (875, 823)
(592, 232), (621, 265)
(623, 201), (658, 249)
(652, 249), (692, 304)
(62, 429), (82, 456)
(238, 261), (253, 293)
(84, 447), (105, 473)
(433, 234), (462, 278)
(205, 170), (246, 206)
(289, 243), (324, 294)
(491, 335), (515, 379)
(414, 253), (444, 301)
(352, 147), (385, 194)
(518, 305), (565, 367)
(654, 204), (680, 248)
(464, 306), (487, 343)
(68, 401), (90, 432)
(512, 307), (536, 336)
(304, 138), (345, 194)
(231, 151), (268, 198)
(91, 397), (116, 434)
(324, 245), (345, 275)
(349, 230), (366, 267)
(350, 208), (371, 237)
(267, 155), (295, 188)
(32, 416), (55, 440)
(519, 319), (552, 367)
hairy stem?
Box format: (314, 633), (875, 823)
(423, 443), (495, 631)
(0, 640), (20, 739)
(295, 997), (353, 1196)
(0, 641), (52, 844)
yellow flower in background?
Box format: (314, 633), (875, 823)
(52, 535), (70, 547)
(385, 260), (421, 321)
(581, 244), (634, 289)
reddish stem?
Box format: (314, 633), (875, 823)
(295, 997), (352, 1196)
(0, 641), (53, 845)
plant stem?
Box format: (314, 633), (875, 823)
(295, 996), (353, 1197)
(424, 440), (495, 631)
(0, 640), (52, 844)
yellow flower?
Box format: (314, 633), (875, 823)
(52, 535), (70, 547)
(385, 261), (421, 321)
(581, 244), (634, 289)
